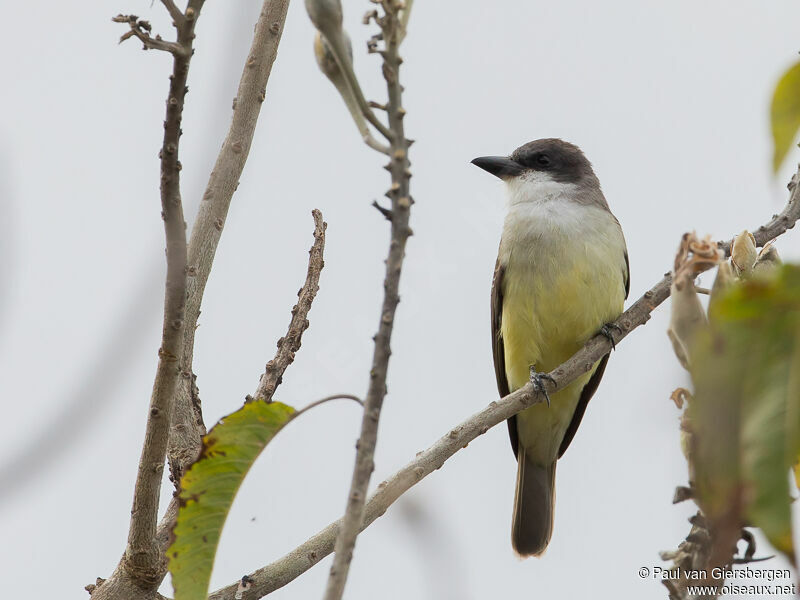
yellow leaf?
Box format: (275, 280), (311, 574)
(795, 460), (800, 492)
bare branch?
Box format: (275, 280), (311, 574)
(112, 14), (187, 56)
(165, 0), (291, 496)
(92, 1), (292, 597)
(160, 0), (184, 26)
(94, 5), (209, 599)
(252, 209), (327, 402)
(206, 168), (800, 600)
(661, 512), (715, 600)
(658, 513), (771, 599)
(371, 200), (393, 221)
(119, 1), (205, 588)
(154, 207), (324, 597)
(323, 4), (413, 599)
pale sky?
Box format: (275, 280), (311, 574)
(1, 1), (799, 599)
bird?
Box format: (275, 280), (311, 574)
(472, 138), (629, 557)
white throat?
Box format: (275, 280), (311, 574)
(504, 171), (583, 209)
(499, 172), (619, 263)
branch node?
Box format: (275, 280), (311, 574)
(371, 200), (394, 221)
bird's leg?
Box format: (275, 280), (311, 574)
(599, 322), (623, 351)
(529, 366), (556, 407)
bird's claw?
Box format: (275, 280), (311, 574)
(599, 322), (622, 351)
(529, 366), (556, 407)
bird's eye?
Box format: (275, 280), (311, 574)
(536, 154), (551, 167)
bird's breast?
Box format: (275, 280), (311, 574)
(498, 199), (626, 391)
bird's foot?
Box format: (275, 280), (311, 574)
(529, 366), (556, 407)
(599, 322), (623, 351)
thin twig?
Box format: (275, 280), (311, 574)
(323, 4), (413, 599)
(371, 200), (393, 221)
(159, 208), (324, 596)
(112, 15), (187, 56)
(253, 209), (327, 402)
(206, 170), (800, 600)
(295, 394), (365, 416)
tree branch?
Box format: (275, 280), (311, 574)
(92, 2), (290, 598)
(206, 167), (800, 600)
(157, 206), (320, 592)
(252, 209), (326, 402)
(161, 209), (325, 599)
(166, 0), (291, 500)
(322, 4), (413, 599)
(112, 14), (187, 56)
(120, 2), (204, 588)
(96, 4), (206, 599)
(160, 0), (184, 26)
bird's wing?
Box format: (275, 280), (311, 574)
(491, 258), (519, 457)
(558, 250), (630, 457)
(624, 250), (630, 299)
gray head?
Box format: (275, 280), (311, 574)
(471, 138), (599, 187)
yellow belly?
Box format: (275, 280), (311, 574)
(502, 243), (624, 463)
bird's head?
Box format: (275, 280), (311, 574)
(472, 138), (600, 204)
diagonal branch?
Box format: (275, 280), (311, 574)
(166, 0), (291, 498)
(252, 209), (326, 402)
(160, 0), (184, 26)
(206, 168), (800, 600)
(322, 4), (413, 599)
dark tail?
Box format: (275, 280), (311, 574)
(511, 447), (556, 557)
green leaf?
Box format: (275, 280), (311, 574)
(770, 60), (800, 173)
(168, 401), (296, 600)
(741, 363), (794, 558)
(690, 265), (800, 567)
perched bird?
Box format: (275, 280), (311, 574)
(472, 139), (629, 556)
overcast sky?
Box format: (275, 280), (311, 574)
(1, 1), (799, 599)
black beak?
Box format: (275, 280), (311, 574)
(471, 156), (524, 179)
